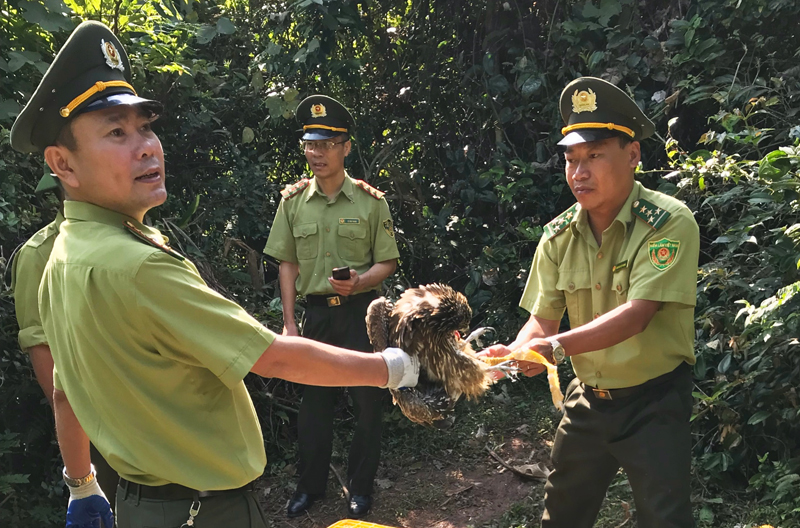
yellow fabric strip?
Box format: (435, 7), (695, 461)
(303, 124), (348, 133)
(561, 122), (635, 138)
(59, 80), (137, 118)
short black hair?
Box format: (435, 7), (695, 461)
(617, 135), (634, 148)
(54, 120), (78, 151)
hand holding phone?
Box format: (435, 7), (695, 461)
(331, 266), (351, 281)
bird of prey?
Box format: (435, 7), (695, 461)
(366, 283), (496, 427)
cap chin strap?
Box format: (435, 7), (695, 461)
(561, 122), (635, 138)
(303, 124), (348, 133)
(59, 80), (137, 118)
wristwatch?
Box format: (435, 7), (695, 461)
(547, 338), (565, 365)
(63, 465), (96, 488)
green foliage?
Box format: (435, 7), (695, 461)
(2, 0), (800, 523)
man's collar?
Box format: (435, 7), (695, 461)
(305, 172), (355, 203)
(54, 210), (66, 231)
(569, 181), (641, 238)
(63, 200), (154, 234)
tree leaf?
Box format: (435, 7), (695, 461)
(747, 411), (771, 425)
(242, 127), (255, 144)
(196, 25), (217, 45)
(216, 17), (235, 35)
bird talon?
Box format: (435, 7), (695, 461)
(463, 326), (496, 347)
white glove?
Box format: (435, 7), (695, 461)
(65, 467), (114, 528)
(379, 347), (420, 389)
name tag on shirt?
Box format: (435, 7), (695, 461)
(339, 218), (360, 224)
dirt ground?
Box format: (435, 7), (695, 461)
(261, 433), (552, 528)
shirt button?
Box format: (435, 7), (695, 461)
(595, 283), (601, 290)
(596, 371), (602, 378)
(326, 227), (330, 232)
(597, 252), (603, 259)
(326, 252), (331, 257)
(616, 284), (622, 292)
(568, 282), (575, 291)
(594, 313), (600, 319)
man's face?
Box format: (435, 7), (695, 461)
(54, 105), (166, 220)
(564, 137), (640, 214)
(304, 135), (350, 180)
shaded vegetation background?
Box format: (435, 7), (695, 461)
(1, 0), (799, 525)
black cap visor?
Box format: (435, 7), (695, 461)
(82, 93), (163, 117)
(302, 128), (347, 141)
(558, 128), (626, 147)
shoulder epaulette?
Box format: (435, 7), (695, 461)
(631, 198), (671, 230)
(354, 179), (385, 200)
(124, 221), (185, 261)
(280, 178), (310, 199)
(542, 203), (580, 240)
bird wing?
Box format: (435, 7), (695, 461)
(365, 297), (393, 352)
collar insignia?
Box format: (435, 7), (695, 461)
(310, 103), (327, 118)
(572, 88), (597, 113)
(101, 39), (124, 72)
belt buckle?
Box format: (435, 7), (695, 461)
(593, 388), (613, 400)
(327, 296), (342, 307)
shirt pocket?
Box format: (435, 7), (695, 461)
(612, 267), (630, 305)
(292, 222), (318, 260)
(555, 270), (591, 320)
(337, 224), (368, 261)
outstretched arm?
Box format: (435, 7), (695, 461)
(252, 336), (417, 389)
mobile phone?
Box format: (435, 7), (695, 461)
(332, 266), (351, 280)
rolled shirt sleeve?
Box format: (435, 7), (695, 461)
(12, 244), (49, 350)
(134, 252), (276, 389)
(264, 199), (298, 263)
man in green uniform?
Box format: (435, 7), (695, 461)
(264, 95), (400, 519)
(485, 77), (699, 527)
(9, 177), (119, 507)
(10, 21), (418, 528)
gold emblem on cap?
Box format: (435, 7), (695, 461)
(101, 39), (124, 72)
(572, 88), (597, 113)
(310, 103), (327, 118)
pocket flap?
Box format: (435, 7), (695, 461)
(555, 270), (591, 292)
(612, 267), (630, 295)
(293, 222), (318, 238)
(337, 224), (367, 240)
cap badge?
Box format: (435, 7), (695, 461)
(572, 88), (597, 113)
(311, 103), (327, 118)
(101, 39), (124, 72)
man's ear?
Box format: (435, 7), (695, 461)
(628, 141), (641, 168)
(44, 145), (80, 191)
(344, 139), (352, 157)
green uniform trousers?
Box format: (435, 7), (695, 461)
(542, 363), (695, 528)
(115, 483), (268, 528)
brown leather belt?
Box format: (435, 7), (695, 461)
(583, 362), (689, 401)
(119, 477), (254, 501)
(306, 290), (377, 308)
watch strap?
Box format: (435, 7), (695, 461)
(63, 465), (96, 488)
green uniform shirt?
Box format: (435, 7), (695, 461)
(264, 174), (400, 296)
(10, 212), (64, 351)
(40, 201), (275, 489)
(520, 181), (699, 389)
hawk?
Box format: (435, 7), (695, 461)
(366, 283), (496, 427)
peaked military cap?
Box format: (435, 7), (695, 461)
(10, 20), (162, 161)
(296, 95), (355, 140)
(558, 77), (655, 146)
